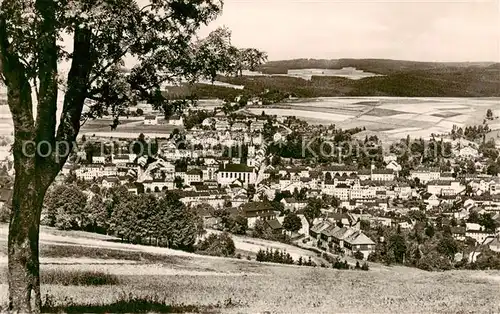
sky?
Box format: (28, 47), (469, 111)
(198, 0), (500, 62)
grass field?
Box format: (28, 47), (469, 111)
(0, 224), (499, 313)
(79, 118), (180, 139)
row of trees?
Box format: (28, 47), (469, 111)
(43, 185), (202, 251)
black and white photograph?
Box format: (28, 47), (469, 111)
(0, 0), (499, 313)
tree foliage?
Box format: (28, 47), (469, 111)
(282, 212), (302, 233)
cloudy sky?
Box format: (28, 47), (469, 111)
(198, 0), (500, 62)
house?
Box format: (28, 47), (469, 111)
(281, 197), (307, 212)
(143, 179), (175, 193)
(215, 120), (230, 131)
(465, 223), (496, 244)
(342, 230), (376, 259)
(324, 226), (375, 259)
(112, 154), (131, 166)
(185, 168), (202, 185)
(165, 115), (184, 126)
(427, 180), (464, 196)
(240, 202), (277, 228)
(250, 120), (265, 132)
(410, 167), (440, 184)
(423, 193), (440, 209)
(371, 169), (395, 181)
(201, 118), (214, 128)
(489, 236), (500, 252)
(231, 122), (248, 132)
(451, 227), (466, 241)
(102, 176), (120, 189)
(75, 164), (118, 181)
(144, 115), (158, 125)
(126, 183), (138, 195)
(92, 155), (106, 164)
(265, 219), (283, 232)
(385, 160), (402, 172)
(458, 146), (479, 158)
(309, 220), (332, 241)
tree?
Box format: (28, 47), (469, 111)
(0, 1), (237, 311)
(282, 212), (302, 233)
(479, 213), (497, 233)
(240, 48), (268, 72)
(303, 198), (323, 224)
(388, 234), (407, 264)
(43, 184), (87, 230)
(486, 109), (494, 120)
(424, 223), (435, 238)
(196, 232), (235, 257)
(437, 237), (459, 260)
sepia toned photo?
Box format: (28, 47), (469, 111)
(0, 0), (499, 313)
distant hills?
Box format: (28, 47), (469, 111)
(211, 59), (500, 98)
(259, 58), (499, 75)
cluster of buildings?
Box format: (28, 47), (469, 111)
(41, 107), (500, 258)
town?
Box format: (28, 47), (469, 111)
(2, 97), (498, 272)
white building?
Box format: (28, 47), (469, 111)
(165, 115), (184, 126)
(217, 164), (256, 187)
(427, 180), (464, 196)
(410, 167), (440, 184)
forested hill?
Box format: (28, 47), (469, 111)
(211, 59), (500, 98)
(259, 58), (498, 75)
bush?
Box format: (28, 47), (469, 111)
(353, 250), (364, 260)
(0, 206), (9, 223)
(196, 232), (235, 257)
(416, 252), (452, 271)
(41, 270), (119, 286)
(332, 258), (349, 270)
(361, 262), (369, 271)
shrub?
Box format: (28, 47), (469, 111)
(416, 252), (452, 271)
(0, 206), (9, 223)
(196, 232), (235, 257)
(353, 250), (364, 260)
(41, 270), (119, 286)
(361, 262), (369, 271)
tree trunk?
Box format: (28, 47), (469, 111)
(8, 169), (46, 313)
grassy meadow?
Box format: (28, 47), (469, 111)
(0, 224), (499, 313)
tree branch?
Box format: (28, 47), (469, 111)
(0, 16), (35, 144)
(53, 26), (93, 172)
(34, 0), (59, 147)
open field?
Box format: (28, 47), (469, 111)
(0, 224), (499, 313)
(80, 119), (180, 139)
(248, 97), (500, 141)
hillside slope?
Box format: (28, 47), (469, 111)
(0, 225), (499, 313)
